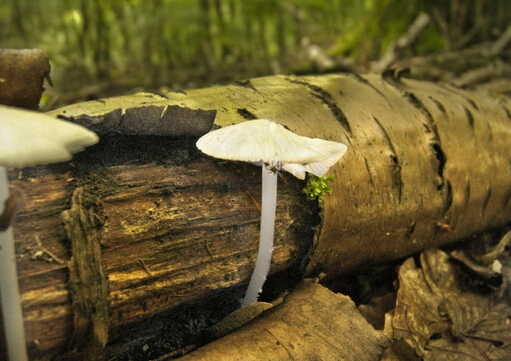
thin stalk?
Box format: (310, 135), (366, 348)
(0, 167), (28, 361)
(242, 164), (278, 307)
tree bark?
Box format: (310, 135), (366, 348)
(3, 73), (511, 360)
(0, 48), (51, 110)
(6, 134), (313, 360)
(49, 73), (511, 282)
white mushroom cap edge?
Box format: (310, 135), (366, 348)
(0, 105), (99, 361)
(0, 104), (99, 168)
(196, 119), (347, 179)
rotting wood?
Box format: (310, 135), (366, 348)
(6, 135), (313, 360)
(61, 187), (109, 360)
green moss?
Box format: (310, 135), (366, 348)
(302, 174), (336, 208)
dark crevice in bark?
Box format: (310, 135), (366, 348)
(482, 186), (492, 216)
(430, 142), (447, 182)
(501, 105), (511, 120)
(429, 96), (447, 115)
(463, 181), (471, 211)
(233, 79), (257, 92)
(286, 78), (352, 134)
(143, 89), (169, 100)
(406, 220), (416, 239)
(485, 117), (494, 141)
(363, 157), (375, 187)
(462, 105), (475, 128)
(462, 96), (479, 110)
(440, 180), (453, 215)
(236, 108), (257, 120)
(404, 91), (433, 116)
(372, 115), (403, 203)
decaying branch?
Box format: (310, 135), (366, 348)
(372, 12), (431, 72)
(179, 280), (390, 361)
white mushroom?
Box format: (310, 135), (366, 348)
(0, 105), (99, 361)
(196, 119), (347, 306)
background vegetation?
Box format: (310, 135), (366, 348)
(1, 0), (510, 108)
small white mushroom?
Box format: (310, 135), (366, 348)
(0, 105), (99, 361)
(196, 119), (347, 307)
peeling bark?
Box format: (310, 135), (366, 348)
(56, 102), (216, 137)
(61, 187), (109, 360)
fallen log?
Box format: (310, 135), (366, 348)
(2, 73), (511, 360)
(49, 73), (511, 281)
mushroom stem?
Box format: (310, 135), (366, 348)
(242, 164), (278, 307)
(0, 167), (28, 361)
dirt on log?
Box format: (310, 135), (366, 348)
(2, 73), (511, 360)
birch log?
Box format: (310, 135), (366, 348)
(3, 73), (511, 360)
(49, 73), (511, 281)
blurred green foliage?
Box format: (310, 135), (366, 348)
(1, 1), (347, 84)
(1, 0), (509, 99)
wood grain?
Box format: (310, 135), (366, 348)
(5, 135), (314, 360)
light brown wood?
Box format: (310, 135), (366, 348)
(178, 280), (390, 361)
(5, 135), (312, 360)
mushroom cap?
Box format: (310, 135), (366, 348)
(196, 119), (347, 179)
(0, 105), (99, 168)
